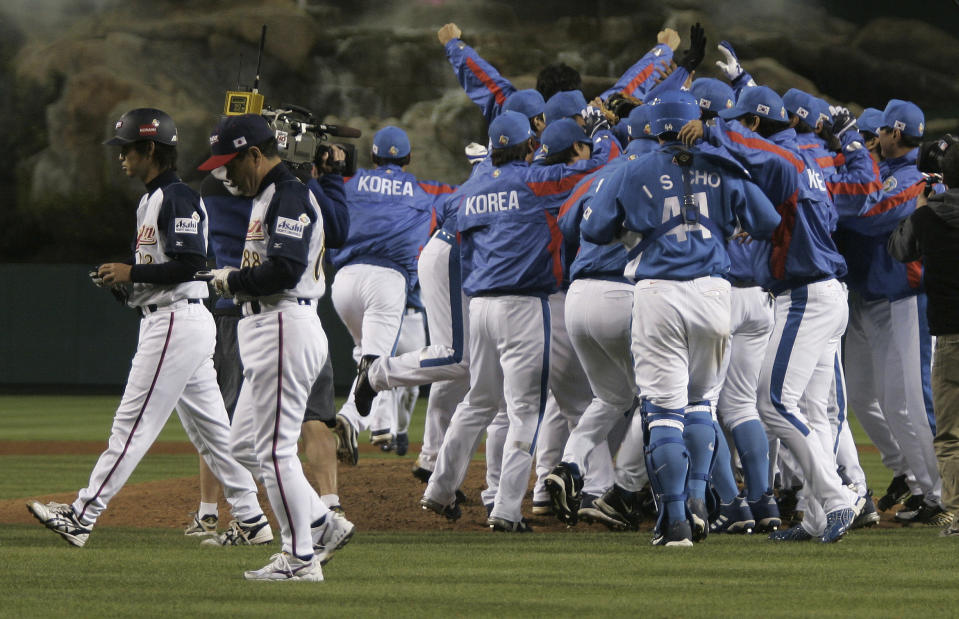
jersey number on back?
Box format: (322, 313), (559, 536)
(662, 192), (711, 242)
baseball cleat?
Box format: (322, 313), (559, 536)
(353, 354), (379, 417)
(244, 552), (323, 582)
(749, 491), (782, 533)
(488, 517), (533, 533)
(333, 414), (359, 466)
(686, 497), (709, 542)
(545, 462), (583, 526)
(914, 503), (953, 527)
(592, 486), (640, 531)
(531, 500), (553, 516)
(850, 491), (880, 530)
(370, 429), (394, 448)
(651, 520), (694, 547)
(202, 514), (273, 546)
(419, 495), (461, 521)
(576, 493), (604, 525)
(184, 511), (218, 537)
(769, 523), (814, 542)
(893, 494), (925, 523)
(876, 474), (910, 512)
(395, 432), (409, 456)
(27, 501), (92, 547)
(412, 465), (433, 483)
(820, 507), (855, 543)
(312, 512), (355, 566)
(710, 495), (755, 534)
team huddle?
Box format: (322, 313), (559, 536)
(24, 21), (953, 578)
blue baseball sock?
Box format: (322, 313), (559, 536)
(648, 424), (688, 525)
(710, 421), (739, 503)
(731, 419), (771, 502)
(683, 408), (716, 502)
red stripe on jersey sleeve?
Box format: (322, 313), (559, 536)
(465, 57), (507, 106)
(725, 131), (805, 173)
(620, 62), (657, 98)
(544, 210), (564, 287)
(863, 180), (924, 217)
(558, 176), (597, 219)
(907, 260), (923, 289)
(527, 171), (589, 197)
(419, 181), (456, 195)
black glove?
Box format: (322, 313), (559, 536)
(829, 106), (856, 137)
(582, 106), (610, 138)
(109, 284), (130, 306)
(678, 23), (707, 73)
(818, 121), (842, 153)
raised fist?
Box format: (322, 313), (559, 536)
(438, 23), (462, 46)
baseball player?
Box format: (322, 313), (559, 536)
(192, 155), (352, 542)
(583, 90), (781, 546)
(689, 84), (863, 542)
(27, 108), (270, 550)
(198, 113), (353, 581)
(545, 104), (659, 527)
(837, 99), (946, 525)
(330, 126), (455, 451)
(419, 111), (607, 531)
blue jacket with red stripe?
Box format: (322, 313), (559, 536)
(455, 159), (593, 297)
(559, 139), (658, 283)
(331, 164), (455, 290)
(836, 149), (926, 300)
(581, 140), (780, 282)
(702, 121), (847, 293)
(444, 39), (674, 124)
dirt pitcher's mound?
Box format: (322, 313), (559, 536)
(1, 443), (583, 533)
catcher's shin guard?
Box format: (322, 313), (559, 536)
(683, 403), (717, 502)
(643, 400), (689, 532)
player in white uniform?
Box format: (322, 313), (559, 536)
(199, 114), (353, 582)
(27, 108), (270, 549)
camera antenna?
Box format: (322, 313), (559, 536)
(235, 55), (243, 89)
(253, 25), (267, 93)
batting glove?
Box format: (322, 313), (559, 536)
(829, 105), (857, 137)
(89, 267), (106, 288)
(715, 41), (744, 81)
(582, 106), (610, 137)
(209, 267), (238, 299)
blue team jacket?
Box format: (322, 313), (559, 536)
(581, 140), (781, 281)
(330, 164), (455, 290)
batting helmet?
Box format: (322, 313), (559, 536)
(104, 108), (178, 146)
(646, 91), (700, 137)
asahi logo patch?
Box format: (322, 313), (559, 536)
(174, 218), (199, 234)
(275, 216), (306, 239)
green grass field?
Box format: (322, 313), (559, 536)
(3, 395), (959, 617)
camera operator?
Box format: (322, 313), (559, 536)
(888, 140), (959, 536)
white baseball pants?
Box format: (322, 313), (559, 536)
(231, 303), (329, 559)
(74, 302), (260, 525)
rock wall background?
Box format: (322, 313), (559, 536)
(2, 0), (958, 262)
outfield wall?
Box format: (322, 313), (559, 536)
(0, 264), (358, 392)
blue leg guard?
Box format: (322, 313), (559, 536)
(731, 419), (771, 503)
(644, 401), (688, 527)
(710, 420), (739, 504)
(683, 404), (716, 502)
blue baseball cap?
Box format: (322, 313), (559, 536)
(539, 118), (591, 155)
(857, 107), (884, 136)
(504, 89), (546, 119)
(812, 97), (833, 127)
(647, 90), (700, 136)
(690, 78), (735, 114)
(544, 90), (587, 125)
(488, 110), (534, 149)
(372, 125), (411, 159)
(626, 104), (654, 139)
(718, 86), (788, 122)
(198, 113), (275, 170)
(782, 88), (821, 127)
(882, 99), (924, 138)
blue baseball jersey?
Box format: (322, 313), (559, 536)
(581, 140), (780, 281)
(558, 139), (658, 283)
(330, 164), (455, 290)
(455, 159), (593, 296)
(702, 121), (847, 292)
